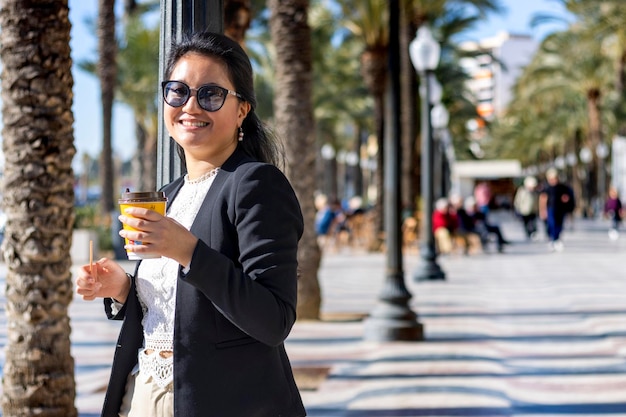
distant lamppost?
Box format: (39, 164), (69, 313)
(554, 156), (566, 170)
(410, 25), (445, 281)
(431, 102), (450, 199)
(566, 151), (577, 184)
(596, 142), (609, 202)
(579, 147), (592, 164)
(579, 147), (593, 216)
(321, 143), (336, 199)
(336, 150), (347, 199)
(345, 151), (359, 199)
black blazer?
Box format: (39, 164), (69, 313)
(101, 148), (306, 417)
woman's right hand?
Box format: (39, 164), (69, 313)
(75, 258), (131, 302)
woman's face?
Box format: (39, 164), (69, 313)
(164, 52), (250, 166)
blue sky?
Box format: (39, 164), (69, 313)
(460, 0), (571, 42)
(69, 0), (136, 172)
(66, 0), (572, 174)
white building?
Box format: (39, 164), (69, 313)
(448, 33), (537, 203)
(460, 32), (538, 120)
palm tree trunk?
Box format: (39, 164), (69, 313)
(98, 0), (117, 213)
(360, 47), (387, 250)
(268, 0), (321, 320)
(224, 0), (251, 44)
(0, 1), (77, 415)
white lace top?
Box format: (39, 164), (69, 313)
(135, 168), (219, 388)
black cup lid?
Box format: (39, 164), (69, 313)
(119, 191), (167, 202)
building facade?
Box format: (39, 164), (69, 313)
(460, 31), (538, 120)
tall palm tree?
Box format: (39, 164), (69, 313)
(117, 11), (160, 191)
(493, 27), (614, 212)
(550, 0), (626, 94)
(98, 0), (117, 214)
(309, 3), (372, 204)
(0, 1), (77, 415)
(268, 0), (321, 319)
(79, 1), (159, 191)
(341, 0), (389, 248)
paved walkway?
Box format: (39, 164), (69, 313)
(293, 213), (626, 416)
(1, 212), (626, 416)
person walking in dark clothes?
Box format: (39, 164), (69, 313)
(539, 168), (575, 251)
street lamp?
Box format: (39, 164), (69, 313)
(597, 142), (609, 202)
(363, 0), (423, 342)
(566, 151), (577, 183)
(431, 103), (450, 199)
(320, 144), (336, 199)
(345, 151), (359, 199)
(409, 25), (445, 281)
(579, 147), (592, 164)
(579, 147), (593, 216)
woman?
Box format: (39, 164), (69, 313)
(76, 31), (306, 417)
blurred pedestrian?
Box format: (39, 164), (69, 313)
(450, 195), (481, 255)
(462, 197), (509, 253)
(474, 182), (492, 215)
(315, 197), (343, 240)
(514, 176), (539, 240)
(432, 198), (458, 255)
(539, 168), (575, 251)
(604, 186), (623, 240)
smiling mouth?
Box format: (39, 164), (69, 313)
(181, 120), (209, 127)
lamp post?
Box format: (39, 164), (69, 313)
(363, 0), (423, 342)
(345, 150), (359, 199)
(566, 152), (577, 183)
(596, 142), (609, 203)
(320, 144), (337, 199)
(410, 26), (445, 281)
(580, 147), (593, 216)
(431, 102), (450, 199)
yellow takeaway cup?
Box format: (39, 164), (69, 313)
(118, 190), (167, 260)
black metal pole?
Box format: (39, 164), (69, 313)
(413, 71), (445, 281)
(598, 153), (606, 204)
(157, 0), (224, 188)
(364, 0), (423, 342)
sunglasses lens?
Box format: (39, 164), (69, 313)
(197, 86), (228, 112)
(163, 81), (190, 107)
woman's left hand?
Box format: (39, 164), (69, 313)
(119, 207), (197, 267)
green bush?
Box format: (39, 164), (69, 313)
(74, 205), (98, 229)
(74, 204), (114, 251)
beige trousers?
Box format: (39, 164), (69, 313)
(434, 227), (453, 254)
(118, 371), (173, 417)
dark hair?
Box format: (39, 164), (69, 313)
(164, 31), (283, 167)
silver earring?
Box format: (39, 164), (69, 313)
(238, 127), (244, 142)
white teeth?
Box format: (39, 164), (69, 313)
(182, 120), (208, 127)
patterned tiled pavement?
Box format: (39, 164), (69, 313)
(1, 212), (626, 416)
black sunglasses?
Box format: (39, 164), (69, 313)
(162, 80), (242, 112)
